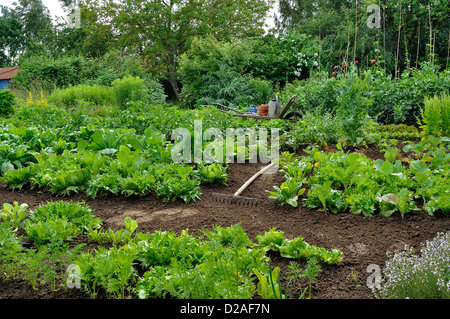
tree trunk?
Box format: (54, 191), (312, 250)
(168, 70), (180, 101)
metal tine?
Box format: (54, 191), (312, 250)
(211, 193), (258, 207)
(211, 162), (274, 208)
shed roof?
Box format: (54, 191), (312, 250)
(0, 67), (19, 80)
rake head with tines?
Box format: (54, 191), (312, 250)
(211, 162), (276, 208)
(212, 192), (259, 207)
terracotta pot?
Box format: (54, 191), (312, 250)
(258, 104), (269, 116)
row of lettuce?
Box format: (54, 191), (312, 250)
(0, 99), (448, 215)
(2, 196), (448, 299)
(0, 104), (272, 202)
(271, 137), (449, 217)
(0, 200), (342, 298)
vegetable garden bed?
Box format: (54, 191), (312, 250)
(1, 142), (449, 300)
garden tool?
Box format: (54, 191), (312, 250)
(212, 162), (276, 207)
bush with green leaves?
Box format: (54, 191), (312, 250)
(244, 31), (317, 86)
(111, 76), (148, 108)
(335, 70), (375, 147)
(86, 49), (149, 86)
(12, 55), (96, 92)
(280, 64), (450, 126)
(48, 84), (115, 108)
(178, 36), (252, 107)
(196, 64), (272, 107)
(0, 89), (15, 117)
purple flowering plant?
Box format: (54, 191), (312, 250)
(376, 232), (450, 299)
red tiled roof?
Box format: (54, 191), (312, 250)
(0, 67), (19, 80)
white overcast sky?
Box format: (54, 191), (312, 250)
(2, 0), (66, 20)
(2, 0), (277, 29)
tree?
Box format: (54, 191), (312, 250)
(0, 5), (26, 66)
(275, 0), (350, 35)
(274, 0), (450, 75)
(10, 0), (52, 39)
(81, 0), (274, 100)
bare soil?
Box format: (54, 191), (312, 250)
(1, 145), (449, 300)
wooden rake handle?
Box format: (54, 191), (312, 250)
(234, 162), (277, 197)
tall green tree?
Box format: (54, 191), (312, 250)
(11, 0), (52, 39)
(275, 0), (350, 35)
(274, 0), (450, 75)
(0, 5), (26, 66)
(82, 0), (274, 100)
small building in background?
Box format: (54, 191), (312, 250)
(0, 67), (19, 90)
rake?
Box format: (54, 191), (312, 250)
(212, 162), (276, 207)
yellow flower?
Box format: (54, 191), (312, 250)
(38, 91), (48, 106)
(26, 92), (33, 105)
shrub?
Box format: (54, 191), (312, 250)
(279, 110), (341, 150)
(244, 32), (316, 86)
(48, 84), (115, 108)
(178, 36), (252, 107)
(247, 77), (274, 105)
(143, 77), (167, 105)
(87, 49), (148, 86)
(0, 89), (15, 117)
(196, 64), (253, 107)
(280, 65), (450, 126)
(12, 55), (96, 92)
(111, 76), (148, 108)
(420, 93), (450, 138)
(377, 232), (450, 299)
(280, 77), (340, 115)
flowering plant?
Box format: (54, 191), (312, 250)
(376, 231), (450, 299)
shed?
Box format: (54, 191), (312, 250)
(0, 67), (19, 90)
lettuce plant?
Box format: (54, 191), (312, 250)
(0, 202), (28, 229)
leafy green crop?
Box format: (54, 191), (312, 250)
(24, 201), (102, 246)
(155, 175), (201, 203)
(0, 199), (343, 299)
(0, 202), (28, 230)
(24, 216), (79, 246)
(254, 266), (283, 299)
(267, 177), (305, 207)
(195, 163), (228, 185)
(255, 228), (285, 251)
(89, 129), (132, 155)
(255, 227), (342, 265)
(288, 147), (435, 217)
(87, 216), (138, 245)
